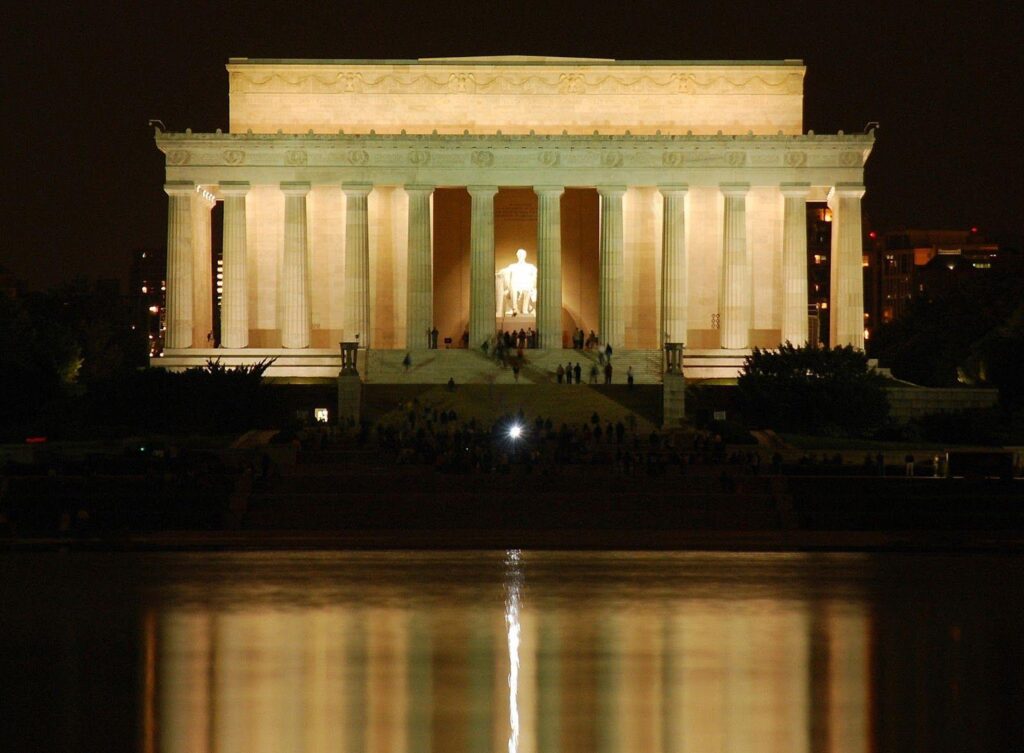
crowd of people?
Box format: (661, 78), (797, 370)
(361, 400), (763, 477)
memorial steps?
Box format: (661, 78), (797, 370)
(160, 347), (749, 382)
(361, 383), (664, 429)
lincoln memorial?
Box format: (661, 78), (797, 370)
(156, 56), (873, 381)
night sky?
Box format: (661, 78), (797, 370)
(6, 1), (1022, 290)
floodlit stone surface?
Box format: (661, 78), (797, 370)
(156, 57), (873, 379)
(227, 57), (805, 136)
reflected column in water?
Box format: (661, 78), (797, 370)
(619, 607), (663, 752)
(158, 610), (211, 753)
(366, 607), (409, 753)
(826, 601), (870, 753)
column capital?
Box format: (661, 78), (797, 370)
(280, 181), (311, 197)
(342, 182), (373, 198)
(597, 185), (626, 198)
(219, 181), (250, 197)
(828, 183), (866, 201)
(404, 184), (435, 195)
(719, 182), (750, 197)
(658, 183), (689, 196)
(164, 181), (194, 197)
(533, 185), (565, 197)
(779, 182), (811, 198)
(467, 185), (499, 197)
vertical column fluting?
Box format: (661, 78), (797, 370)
(164, 181), (195, 349)
(829, 184), (866, 349)
(280, 182), (311, 349)
(719, 183), (751, 349)
(343, 184), (373, 347)
(535, 186), (565, 349)
(780, 183), (810, 346)
(219, 182), (249, 348)
(468, 185), (499, 349)
(598, 186), (626, 348)
(192, 191), (215, 346)
(405, 185), (434, 349)
(660, 185), (689, 345)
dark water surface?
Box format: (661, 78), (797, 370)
(2, 550), (1021, 752)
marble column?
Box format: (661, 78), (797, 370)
(468, 185), (498, 349)
(660, 185), (688, 345)
(280, 182), (311, 349)
(598, 186), (625, 348)
(780, 183), (810, 345)
(192, 191), (215, 347)
(219, 182), (249, 348)
(405, 185), (434, 349)
(343, 184), (373, 348)
(535, 186), (565, 349)
(164, 181), (195, 349)
(718, 183), (751, 349)
(829, 183), (866, 349)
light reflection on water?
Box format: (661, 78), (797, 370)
(3, 550), (1021, 752)
(147, 552), (868, 753)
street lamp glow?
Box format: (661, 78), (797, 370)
(508, 424), (522, 440)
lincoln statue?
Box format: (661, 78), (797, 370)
(496, 248), (538, 318)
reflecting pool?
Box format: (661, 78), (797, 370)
(2, 551), (1021, 752)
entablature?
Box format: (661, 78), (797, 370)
(157, 131), (873, 188)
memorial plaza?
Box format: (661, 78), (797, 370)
(155, 56), (873, 384)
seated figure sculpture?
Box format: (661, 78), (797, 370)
(495, 248), (538, 317)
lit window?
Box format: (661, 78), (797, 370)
(141, 285), (148, 293)
(820, 302), (828, 310)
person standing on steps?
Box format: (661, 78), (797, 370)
(556, 364), (565, 383)
(627, 365), (634, 389)
(566, 361), (574, 386)
(574, 363), (582, 384)
(604, 361), (613, 384)
(402, 352), (412, 372)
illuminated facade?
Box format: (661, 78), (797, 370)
(155, 57), (873, 380)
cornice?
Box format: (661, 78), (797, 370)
(157, 131), (874, 171)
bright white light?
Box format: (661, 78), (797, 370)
(508, 424), (522, 440)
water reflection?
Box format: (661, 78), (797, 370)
(143, 552), (873, 753)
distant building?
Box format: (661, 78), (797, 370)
(867, 228), (1001, 336)
(130, 248), (167, 357)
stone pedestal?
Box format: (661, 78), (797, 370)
(337, 341), (362, 425)
(337, 374), (362, 426)
(663, 371), (687, 429)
